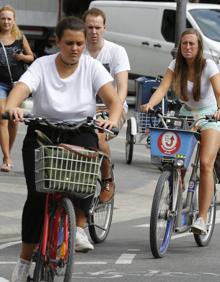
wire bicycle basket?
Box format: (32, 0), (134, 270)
(35, 145), (104, 196)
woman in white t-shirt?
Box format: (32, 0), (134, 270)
(140, 28), (220, 235)
(5, 16), (123, 282)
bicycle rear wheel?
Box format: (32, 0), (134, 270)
(88, 180), (114, 243)
(34, 197), (75, 282)
(150, 170), (174, 258)
(194, 177), (217, 247)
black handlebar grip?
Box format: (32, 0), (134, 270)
(1, 112), (33, 120)
(111, 127), (119, 135)
(23, 113), (34, 118)
(205, 114), (214, 120)
(1, 112), (10, 120)
(148, 109), (155, 114)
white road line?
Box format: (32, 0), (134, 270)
(0, 262), (17, 264)
(0, 261), (107, 265)
(0, 278), (9, 282)
(127, 249), (140, 252)
(0, 241), (21, 250)
(134, 223), (150, 228)
(75, 261), (107, 265)
(171, 232), (192, 240)
(214, 217), (220, 224)
(115, 253), (136, 264)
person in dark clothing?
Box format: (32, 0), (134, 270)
(6, 16), (122, 281)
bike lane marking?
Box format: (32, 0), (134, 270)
(71, 269), (220, 279)
(0, 240), (21, 250)
(1, 211), (220, 250)
(115, 254), (136, 264)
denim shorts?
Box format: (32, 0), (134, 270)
(180, 104), (220, 132)
(0, 82), (11, 99)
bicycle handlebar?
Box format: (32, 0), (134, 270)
(2, 112), (33, 120)
(1, 112), (119, 136)
(147, 108), (217, 130)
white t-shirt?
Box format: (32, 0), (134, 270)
(19, 53), (113, 122)
(84, 40), (130, 112)
(168, 59), (219, 109)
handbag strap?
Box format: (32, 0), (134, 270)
(0, 41), (13, 84)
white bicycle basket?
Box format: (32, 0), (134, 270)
(35, 145), (103, 195)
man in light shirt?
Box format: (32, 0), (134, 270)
(83, 7), (130, 202)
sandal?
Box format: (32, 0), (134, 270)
(0, 163), (12, 172)
(99, 179), (115, 203)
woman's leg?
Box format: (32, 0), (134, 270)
(12, 130), (44, 281)
(21, 131), (45, 253)
(20, 243), (36, 261)
(199, 129), (220, 220)
(0, 99), (12, 165)
(8, 119), (18, 151)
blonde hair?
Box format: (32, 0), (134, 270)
(173, 28), (205, 101)
(0, 5), (23, 40)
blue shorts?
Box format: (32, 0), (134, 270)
(180, 105), (220, 132)
(0, 82), (11, 99)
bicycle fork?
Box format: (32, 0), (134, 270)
(41, 194), (50, 256)
(41, 195), (68, 263)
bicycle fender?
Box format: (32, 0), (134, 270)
(130, 117), (137, 135)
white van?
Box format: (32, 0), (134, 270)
(89, 1), (220, 96)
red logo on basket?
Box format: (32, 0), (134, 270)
(158, 131), (181, 155)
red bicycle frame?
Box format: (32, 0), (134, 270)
(41, 194), (69, 263)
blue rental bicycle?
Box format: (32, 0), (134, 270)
(149, 112), (217, 258)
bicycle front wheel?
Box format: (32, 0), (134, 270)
(34, 197), (76, 282)
(53, 197), (75, 282)
(194, 180), (217, 247)
(33, 245), (44, 282)
(150, 170), (174, 258)
(89, 180), (114, 243)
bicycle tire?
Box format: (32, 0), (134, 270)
(34, 197), (75, 282)
(89, 180), (114, 243)
(150, 170), (174, 258)
(33, 245), (44, 281)
(33, 241), (55, 282)
(125, 119), (134, 164)
(194, 176), (217, 247)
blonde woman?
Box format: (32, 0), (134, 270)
(140, 28), (220, 235)
(0, 5), (34, 172)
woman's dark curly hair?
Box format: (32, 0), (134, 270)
(56, 16), (86, 40)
